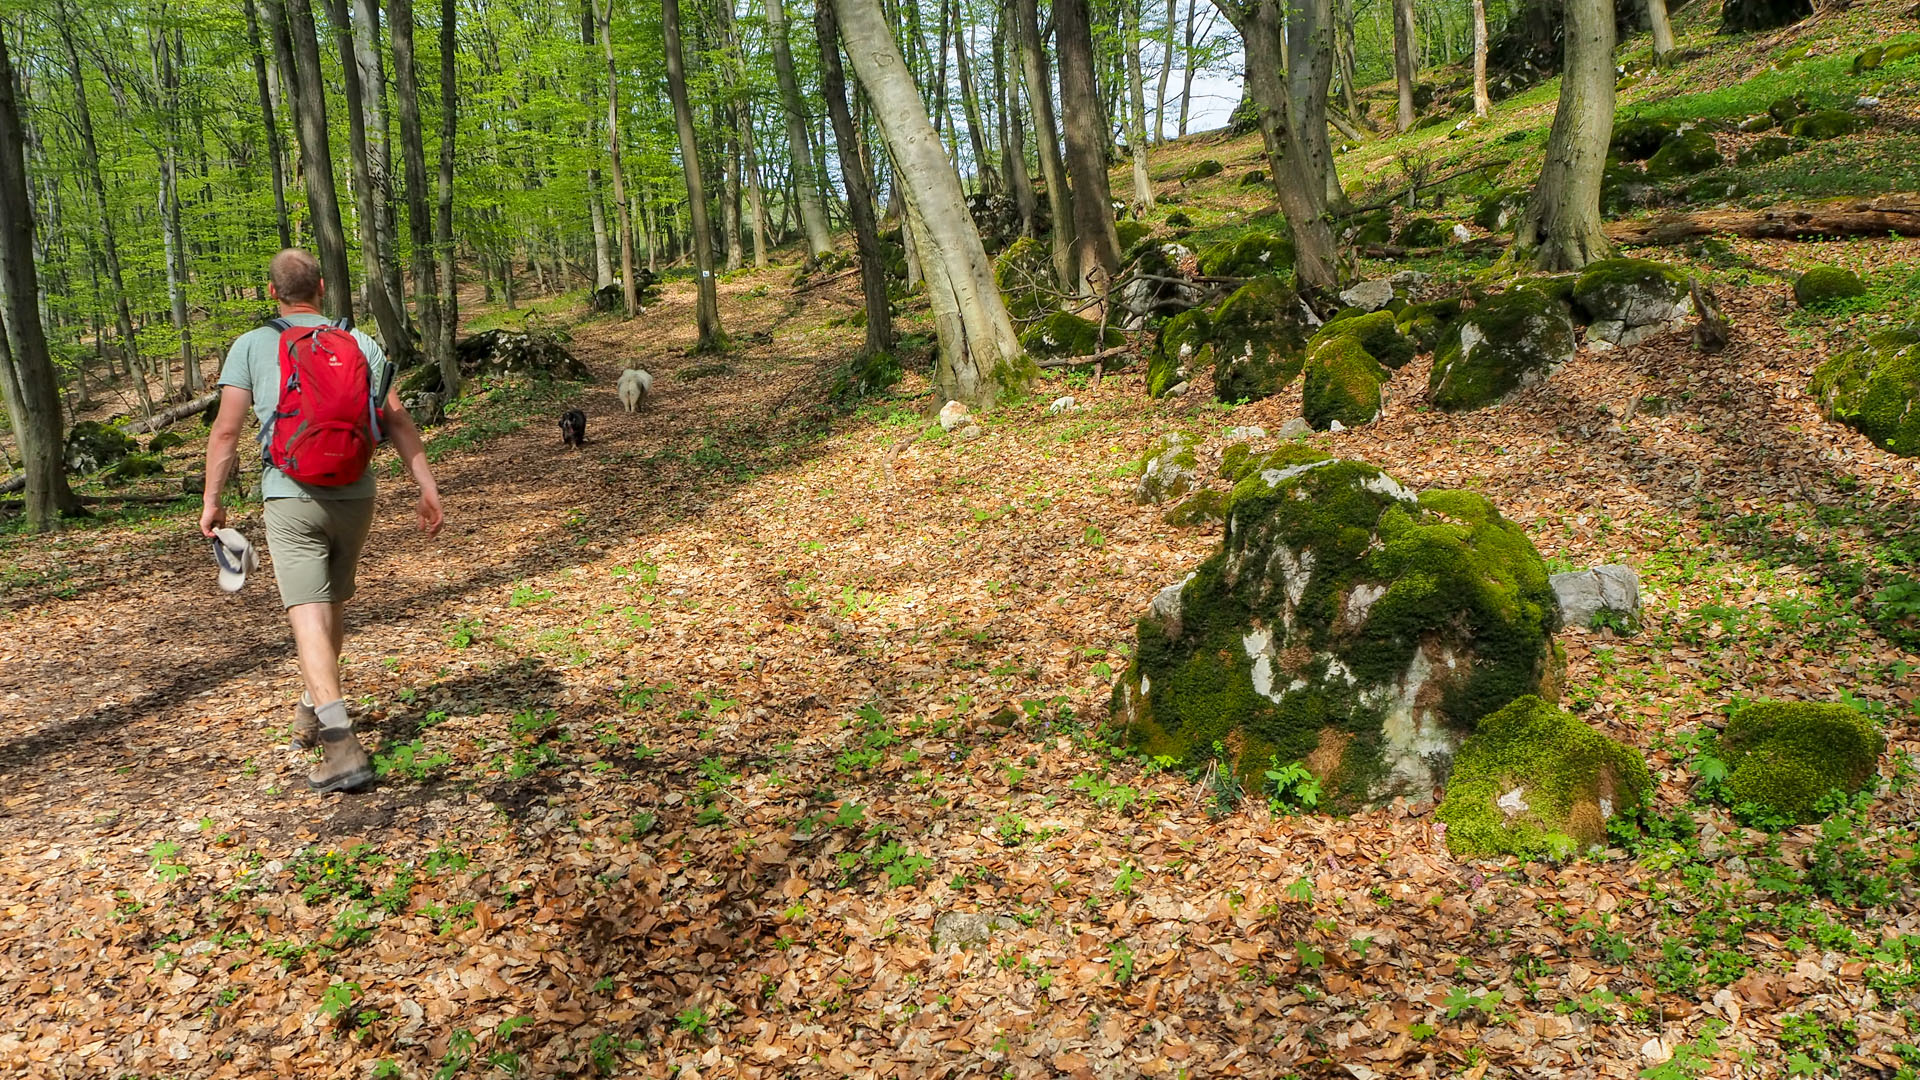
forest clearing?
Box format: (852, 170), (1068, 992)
(4, 0), (1920, 1075)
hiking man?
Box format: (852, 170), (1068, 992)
(199, 249), (444, 793)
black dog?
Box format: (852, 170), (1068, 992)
(559, 409), (587, 450)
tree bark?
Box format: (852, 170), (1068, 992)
(436, 0), (458, 376)
(276, 0), (355, 323)
(151, 21), (196, 394)
(1647, 0), (1675, 65)
(1472, 0), (1490, 117)
(1124, 0), (1155, 211)
(1392, 0), (1417, 131)
(740, 107), (770, 267)
(350, 0), (409, 347)
(0, 28), (79, 530)
(1179, 0), (1201, 135)
(662, 0), (723, 348)
(765, 0), (835, 261)
(953, 12), (996, 193)
(580, 1), (614, 290)
(721, 105), (745, 272)
(1154, 0), (1177, 141)
(998, 29), (1037, 236)
(244, 0), (295, 249)
(833, 0), (1025, 408)
(1054, 0), (1122, 295)
(1287, 0), (1343, 213)
(1604, 197), (1920, 244)
(599, 0), (640, 317)
(816, 0), (894, 357)
(392, 0), (456, 396)
(327, 0), (408, 354)
(1519, 0), (1614, 271)
(1013, 0), (1075, 289)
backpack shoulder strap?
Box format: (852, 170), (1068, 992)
(267, 316), (293, 333)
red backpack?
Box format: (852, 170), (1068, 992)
(262, 318), (386, 486)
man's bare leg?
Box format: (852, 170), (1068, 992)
(289, 601), (350, 748)
(287, 601), (371, 792)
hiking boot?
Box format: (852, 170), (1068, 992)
(309, 727), (374, 793)
(290, 699), (320, 749)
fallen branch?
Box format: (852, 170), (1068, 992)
(793, 265), (864, 293)
(1606, 196), (1920, 245)
(1345, 159), (1514, 215)
(1036, 343), (1137, 370)
(125, 389), (220, 435)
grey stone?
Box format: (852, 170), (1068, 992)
(932, 911), (1020, 949)
(1225, 425), (1268, 441)
(1277, 417), (1313, 439)
(1550, 564), (1642, 630)
(1338, 278), (1397, 312)
(938, 400), (970, 431)
(1136, 434), (1199, 505)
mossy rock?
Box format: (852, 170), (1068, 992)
(1600, 161), (1659, 217)
(1854, 46), (1886, 73)
(1165, 210), (1194, 228)
(1347, 210), (1394, 246)
(1473, 187), (1529, 234)
(1115, 219), (1152, 252)
(1786, 110), (1864, 140)
(1808, 326), (1920, 456)
(147, 431), (187, 454)
(1644, 129), (1723, 179)
(1182, 159), (1225, 182)
(1112, 457), (1559, 810)
(1149, 307), (1213, 398)
(1209, 277), (1316, 404)
(1308, 310), (1416, 370)
(1429, 289), (1575, 411)
(108, 452), (166, 482)
(1610, 117), (1678, 161)
(994, 236), (1055, 322)
(1396, 297), (1462, 355)
(1240, 170), (1268, 187)
(1395, 216), (1449, 248)
(1165, 488), (1230, 527)
(1736, 135), (1801, 167)
(829, 350), (903, 403)
(1302, 338), (1387, 430)
(1136, 433), (1200, 505)
(1885, 42), (1920, 64)
(1572, 258), (1693, 347)
(1793, 265), (1867, 308)
(63, 419), (138, 474)
(1020, 311), (1123, 360)
(1198, 232), (1294, 278)
(1435, 696), (1652, 859)
(1768, 94), (1809, 123)
(1721, 700), (1883, 823)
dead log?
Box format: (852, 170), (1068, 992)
(1035, 343), (1137, 370)
(1607, 196), (1920, 245)
(124, 389), (221, 435)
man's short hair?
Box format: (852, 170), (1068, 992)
(270, 249), (323, 304)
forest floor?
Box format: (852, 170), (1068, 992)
(6, 3), (1920, 1079)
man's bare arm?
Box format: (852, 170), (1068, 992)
(200, 386), (252, 536)
(383, 389), (443, 537)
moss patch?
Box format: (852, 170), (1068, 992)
(1736, 135), (1801, 167)
(1396, 216), (1450, 248)
(1472, 188), (1529, 234)
(1302, 338), (1387, 430)
(1020, 311), (1123, 360)
(1611, 117), (1679, 161)
(1115, 220), (1151, 252)
(1396, 298), (1462, 354)
(1198, 232), (1295, 278)
(1209, 277), (1315, 404)
(1148, 308), (1212, 398)
(1808, 326), (1920, 456)
(1645, 129), (1724, 178)
(1182, 159), (1225, 181)
(1136, 434), (1200, 505)
(1435, 696), (1652, 860)
(1165, 488), (1230, 527)
(1429, 289), (1576, 411)
(1309, 310), (1417, 370)
(1787, 110), (1865, 140)
(993, 236), (1054, 322)
(1571, 258), (1691, 323)
(1721, 701), (1884, 823)
(1793, 265), (1867, 308)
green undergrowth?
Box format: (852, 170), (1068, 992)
(415, 377), (587, 466)
(462, 289), (593, 334)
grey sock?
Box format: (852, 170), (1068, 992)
(300, 692), (314, 708)
(315, 699), (351, 732)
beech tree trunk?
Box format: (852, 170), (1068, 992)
(599, 0), (640, 317)
(662, 0), (722, 348)
(953, 15), (996, 194)
(1392, 0), (1417, 131)
(832, 0), (1025, 408)
(349, 0), (410, 349)
(816, 0), (894, 357)
(436, 0), (458, 378)
(1055, 0), (1122, 295)
(1179, 0), (1200, 135)
(326, 0), (406, 348)
(1519, 0), (1615, 270)
(998, 31), (1037, 236)
(0, 28), (78, 530)
(1472, 0), (1490, 117)
(1013, 0), (1075, 288)
(765, 0), (834, 261)
(740, 108), (770, 267)
(721, 106), (745, 273)
(392, 0), (455, 397)
(1648, 0), (1675, 65)
(580, 1), (613, 290)
(1124, 0), (1155, 211)
(1154, 0), (1177, 141)
(151, 24), (196, 394)
(277, 0), (354, 322)
(1288, 0), (1344, 213)
(244, 0), (294, 249)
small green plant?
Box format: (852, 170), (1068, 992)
(318, 980), (361, 1022)
(1109, 940), (1136, 984)
(1113, 862), (1143, 897)
(1265, 759), (1322, 814)
(1083, 525), (1107, 548)
(373, 739), (452, 781)
(149, 840), (188, 883)
(1639, 1019), (1726, 1079)
(1442, 985), (1501, 1021)
(675, 1006), (711, 1038)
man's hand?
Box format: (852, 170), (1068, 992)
(200, 500), (227, 538)
(417, 489), (444, 538)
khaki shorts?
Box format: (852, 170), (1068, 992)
(263, 496), (375, 608)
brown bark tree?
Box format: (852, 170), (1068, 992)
(1392, 0), (1417, 131)
(1054, 0), (1122, 295)
(275, 0), (355, 322)
(816, 0), (894, 357)
(1012, 0), (1075, 288)
(1518, 0), (1615, 270)
(662, 0), (723, 348)
(391, 0), (457, 398)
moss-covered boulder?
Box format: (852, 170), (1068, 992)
(1736, 135), (1801, 167)
(1768, 93), (1809, 124)
(1209, 277), (1316, 404)
(1397, 298), (1462, 355)
(1885, 42), (1920, 64)
(1435, 696), (1652, 859)
(1240, 169), (1268, 187)
(1600, 161), (1661, 217)
(108, 452), (166, 482)
(1182, 159), (1225, 182)
(1572, 258), (1694, 350)
(1149, 308), (1213, 398)
(1309, 310), (1416, 370)
(1721, 700), (1883, 823)
(1115, 219), (1151, 252)
(1473, 188), (1530, 234)
(1198, 232), (1294, 278)
(1164, 210), (1194, 228)
(63, 419), (138, 474)
(1135, 434), (1200, 505)
(1787, 110), (1864, 140)
(994, 236), (1054, 321)
(147, 431), (187, 454)
(1165, 488), (1230, 527)
(1396, 216), (1450, 248)
(1020, 311), (1123, 360)
(1610, 117), (1679, 161)
(1645, 129), (1723, 178)
(1111, 455), (1559, 809)
(1793, 264), (1867, 308)
(1854, 45), (1887, 73)
(1808, 326), (1920, 456)
(1429, 289), (1576, 411)
(1302, 338), (1387, 430)
(1347, 210), (1394, 246)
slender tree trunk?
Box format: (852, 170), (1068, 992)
(1647, 0), (1675, 65)
(599, 0), (640, 317)
(719, 105), (745, 272)
(151, 22), (196, 395)
(817, 0), (894, 356)
(1154, 0), (1177, 141)
(328, 0), (407, 353)
(1472, 0), (1490, 117)
(0, 29), (78, 529)
(244, 0), (294, 249)
(1056, 0), (1122, 294)
(581, 1), (613, 290)
(1393, 0), (1417, 131)
(740, 107), (770, 267)
(277, 0), (355, 322)
(1519, 0), (1614, 270)
(1124, 0), (1154, 211)
(392, 0), (454, 396)
(350, 0), (409, 347)
(1179, 0), (1200, 135)
(436, 0), (458, 374)
(953, 12), (996, 193)
(998, 31), (1037, 236)
(765, 0), (834, 260)
(662, 0), (722, 348)
(1336, 0), (1359, 117)
(1013, 0), (1075, 288)
(1288, 0), (1344, 213)
(833, 0), (1024, 407)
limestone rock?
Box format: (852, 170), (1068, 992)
(1302, 337), (1387, 431)
(932, 911), (1020, 949)
(1277, 417), (1314, 439)
(1793, 265), (1867, 309)
(1197, 232), (1293, 278)
(1049, 396), (1077, 414)
(938, 400), (970, 432)
(1338, 278), (1397, 312)
(1148, 308), (1211, 399)
(1573, 258), (1694, 351)
(993, 236), (1054, 321)
(1209, 277), (1318, 404)
(1808, 326), (1920, 456)
(63, 420), (138, 474)
(1719, 700), (1884, 823)
(1429, 289), (1576, 411)
(1550, 564), (1642, 630)
(1112, 453), (1559, 810)
(1021, 311), (1122, 360)
(1135, 434), (1199, 505)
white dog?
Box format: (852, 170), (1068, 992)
(617, 368), (653, 413)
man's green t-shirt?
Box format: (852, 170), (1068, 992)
(217, 314), (391, 501)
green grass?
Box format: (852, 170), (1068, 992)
(414, 377), (585, 465)
(461, 289), (592, 334)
